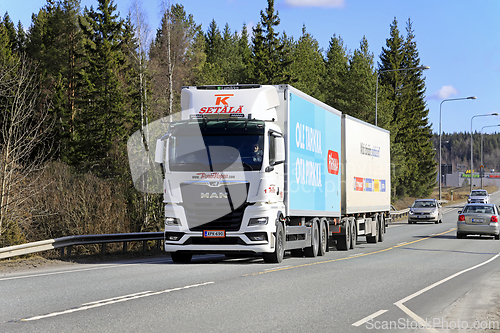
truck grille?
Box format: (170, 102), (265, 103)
(180, 181), (249, 231)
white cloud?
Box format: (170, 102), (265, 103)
(284, 0), (346, 8)
(430, 85), (459, 100)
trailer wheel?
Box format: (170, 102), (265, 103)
(171, 252), (192, 263)
(378, 216), (384, 242)
(263, 222), (285, 263)
(304, 219), (319, 257)
(350, 219), (356, 249)
(318, 220), (328, 256)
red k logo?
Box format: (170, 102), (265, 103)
(327, 150), (339, 175)
(215, 94), (233, 106)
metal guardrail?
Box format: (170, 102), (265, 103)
(1, 209), (410, 260)
(390, 207), (410, 220)
(0, 232), (164, 260)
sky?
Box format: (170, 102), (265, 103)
(1, 0), (499, 135)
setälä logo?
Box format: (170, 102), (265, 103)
(198, 94), (243, 114)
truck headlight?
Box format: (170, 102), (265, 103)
(248, 217), (268, 226)
(165, 217), (181, 226)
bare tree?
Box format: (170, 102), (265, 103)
(149, 2), (202, 120)
(0, 55), (53, 246)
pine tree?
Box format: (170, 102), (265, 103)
(0, 17), (13, 63)
(290, 25), (324, 100)
(401, 19), (436, 197)
(251, 0), (288, 84)
(323, 34), (349, 112)
(1, 13), (16, 54)
(378, 18), (409, 197)
(344, 36), (376, 123)
(76, 0), (131, 177)
(238, 23), (253, 83)
(26, 0), (84, 163)
(379, 17), (434, 197)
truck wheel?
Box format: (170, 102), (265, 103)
(304, 219), (319, 257)
(366, 216), (379, 243)
(318, 220), (327, 256)
(336, 219), (351, 251)
(171, 252), (192, 263)
(263, 222), (285, 263)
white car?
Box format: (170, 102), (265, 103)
(467, 190), (490, 204)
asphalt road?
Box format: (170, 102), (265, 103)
(1, 195), (500, 332)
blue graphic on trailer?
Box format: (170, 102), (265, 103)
(288, 93), (341, 213)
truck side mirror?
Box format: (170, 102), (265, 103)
(155, 139), (165, 164)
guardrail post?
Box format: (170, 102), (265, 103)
(123, 241), (128, 253)
(142, 240), (147, 252)
(101, 243), (106, 255)
(60, 247), (65, 257)
(67, 245), (72, 257)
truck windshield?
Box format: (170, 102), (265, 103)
(168, 120), (265, 172)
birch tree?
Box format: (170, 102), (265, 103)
(0, 56), (53, 246)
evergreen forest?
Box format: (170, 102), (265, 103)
(0, 0), (437, 248)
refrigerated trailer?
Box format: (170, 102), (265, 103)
(151, 84), (391, 263)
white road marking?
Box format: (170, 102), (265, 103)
(394, 252), (500, 332)
(0, 258), (166, 282)
(352, 309), (388, 327)
(81, 291), (153, 306)
(22, 282), (214, 321)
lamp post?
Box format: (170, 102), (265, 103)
(438, 96), (477, 201)
(375, 65), (430, 127)
(480, 124), (500, 188)
(470, 113), (499, 193)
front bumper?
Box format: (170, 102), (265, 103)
(163, 202), (282, 254)
(164, 231), (274, 254)
(408, 214), (439, 223)
(467, 198), (489, 203)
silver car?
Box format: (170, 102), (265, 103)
(457, 203), (500, 239)
(408, 199), (443, 224)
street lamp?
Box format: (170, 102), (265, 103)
(470, 113), (499, 193)
(480, 124), (500, 188)
(375, 65), (430, 127)
(438, 96), (477, 201)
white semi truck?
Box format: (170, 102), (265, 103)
(150, 84), (391, 263)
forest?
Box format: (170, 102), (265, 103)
(0, 0), (436, 249)
(433, 132), (500, 173)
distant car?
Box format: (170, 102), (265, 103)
(467, 189), (490, 204)
(457, 203), (500, 239)
(408, 199), (443, 224)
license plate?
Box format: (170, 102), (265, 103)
(203, 230), (225, 238)
(472, 218), (484, 223)
(419, 215), (428, 218)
